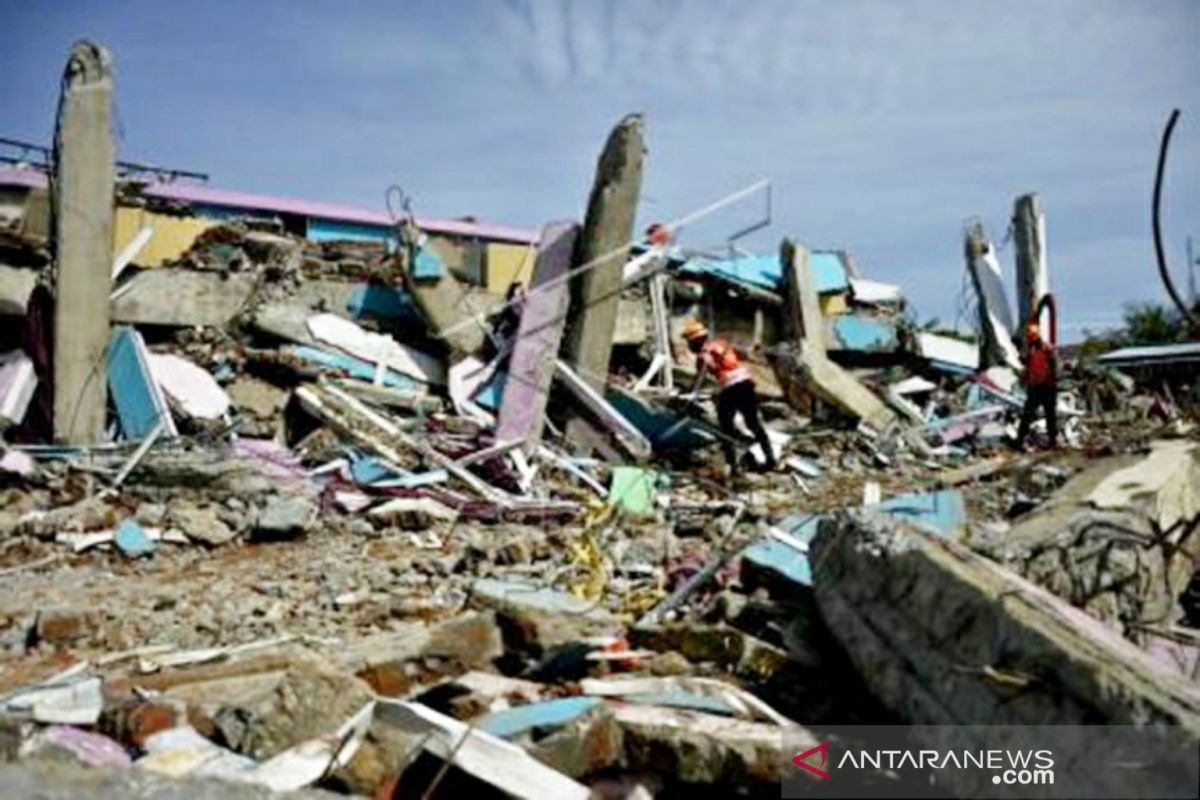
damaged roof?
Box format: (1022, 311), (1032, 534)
(679, 250), (850, 294)
(0, 167), (539, 245)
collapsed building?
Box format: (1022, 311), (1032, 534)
(0, 40), (1197, 799)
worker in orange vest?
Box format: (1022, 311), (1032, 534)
(682, 320), (777, 476)
(1014, 322), (1059, 449)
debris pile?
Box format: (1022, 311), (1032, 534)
(0, 42), (1198, 798)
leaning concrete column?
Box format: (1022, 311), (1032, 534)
(563, 114), (644, 391)
(52, 41), (115, 443)
(1012, 192), (1048, 352)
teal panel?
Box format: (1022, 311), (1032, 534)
(479, 697), (602, 739)
(679, 251), (848, 294)
(831, 315), (899, 352)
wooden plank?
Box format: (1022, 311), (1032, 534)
(496, 221), (578, 452)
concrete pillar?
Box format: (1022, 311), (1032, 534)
(1012, 192), (1048, 351)
(779, 238), (824, 355)
(52, 41), (115, 444)
(563, 114), (644, 390)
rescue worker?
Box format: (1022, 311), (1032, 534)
(1014, 322), (1059, 449)
(682, 320), (777, 476)
(482, 283), (526, 362)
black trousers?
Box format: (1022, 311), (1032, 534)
(1016, 383), (1058, 447)
(716, 380), (775, 470)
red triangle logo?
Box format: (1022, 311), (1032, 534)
(792, 741), (832, 780)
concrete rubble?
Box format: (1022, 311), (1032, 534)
(0, 38), (1196, 799)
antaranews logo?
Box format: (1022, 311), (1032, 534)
(791, 741), (1055, 785)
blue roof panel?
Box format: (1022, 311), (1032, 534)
(679, 251), (849, 294)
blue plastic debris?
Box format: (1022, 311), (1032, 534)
(349, 453), (400, 486)
(114, 519), (156, 558)
(473, 369), (507, 412)
(479, 697), (603, 739)
(346, 284), (416, 323)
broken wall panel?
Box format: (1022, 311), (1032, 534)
(964, 221), (1021, 370)
(496, 221), (579, 452)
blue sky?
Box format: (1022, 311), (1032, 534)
(3, 0), (1198, 339)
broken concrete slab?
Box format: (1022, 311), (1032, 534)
(372, 698), (591, 800)
(779, 239), (823, 353)
(0, 761), (342, 799)
(811, 510), (1200, 731)
(167, 504), (236, 547)
(113, 269), (259, 327)
(611, 702), (803, 785)
(250, 496), (316, 540)
(403, 252), (501, 358)
(3, 674), (103, 725)
(470, 577), (617, 654)
(1000, 440), (1200, 635)
(174, 655), (375, 762)
(774, 239), (895, 428)
(22, 724), (131, 768)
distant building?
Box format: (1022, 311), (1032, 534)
(0, 166), (538, 295)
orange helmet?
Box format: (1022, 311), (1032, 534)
(1025, 323), (1040, 343)
(682, 320), (708, 341)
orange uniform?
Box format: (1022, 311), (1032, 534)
(699, 339), (751, 388)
